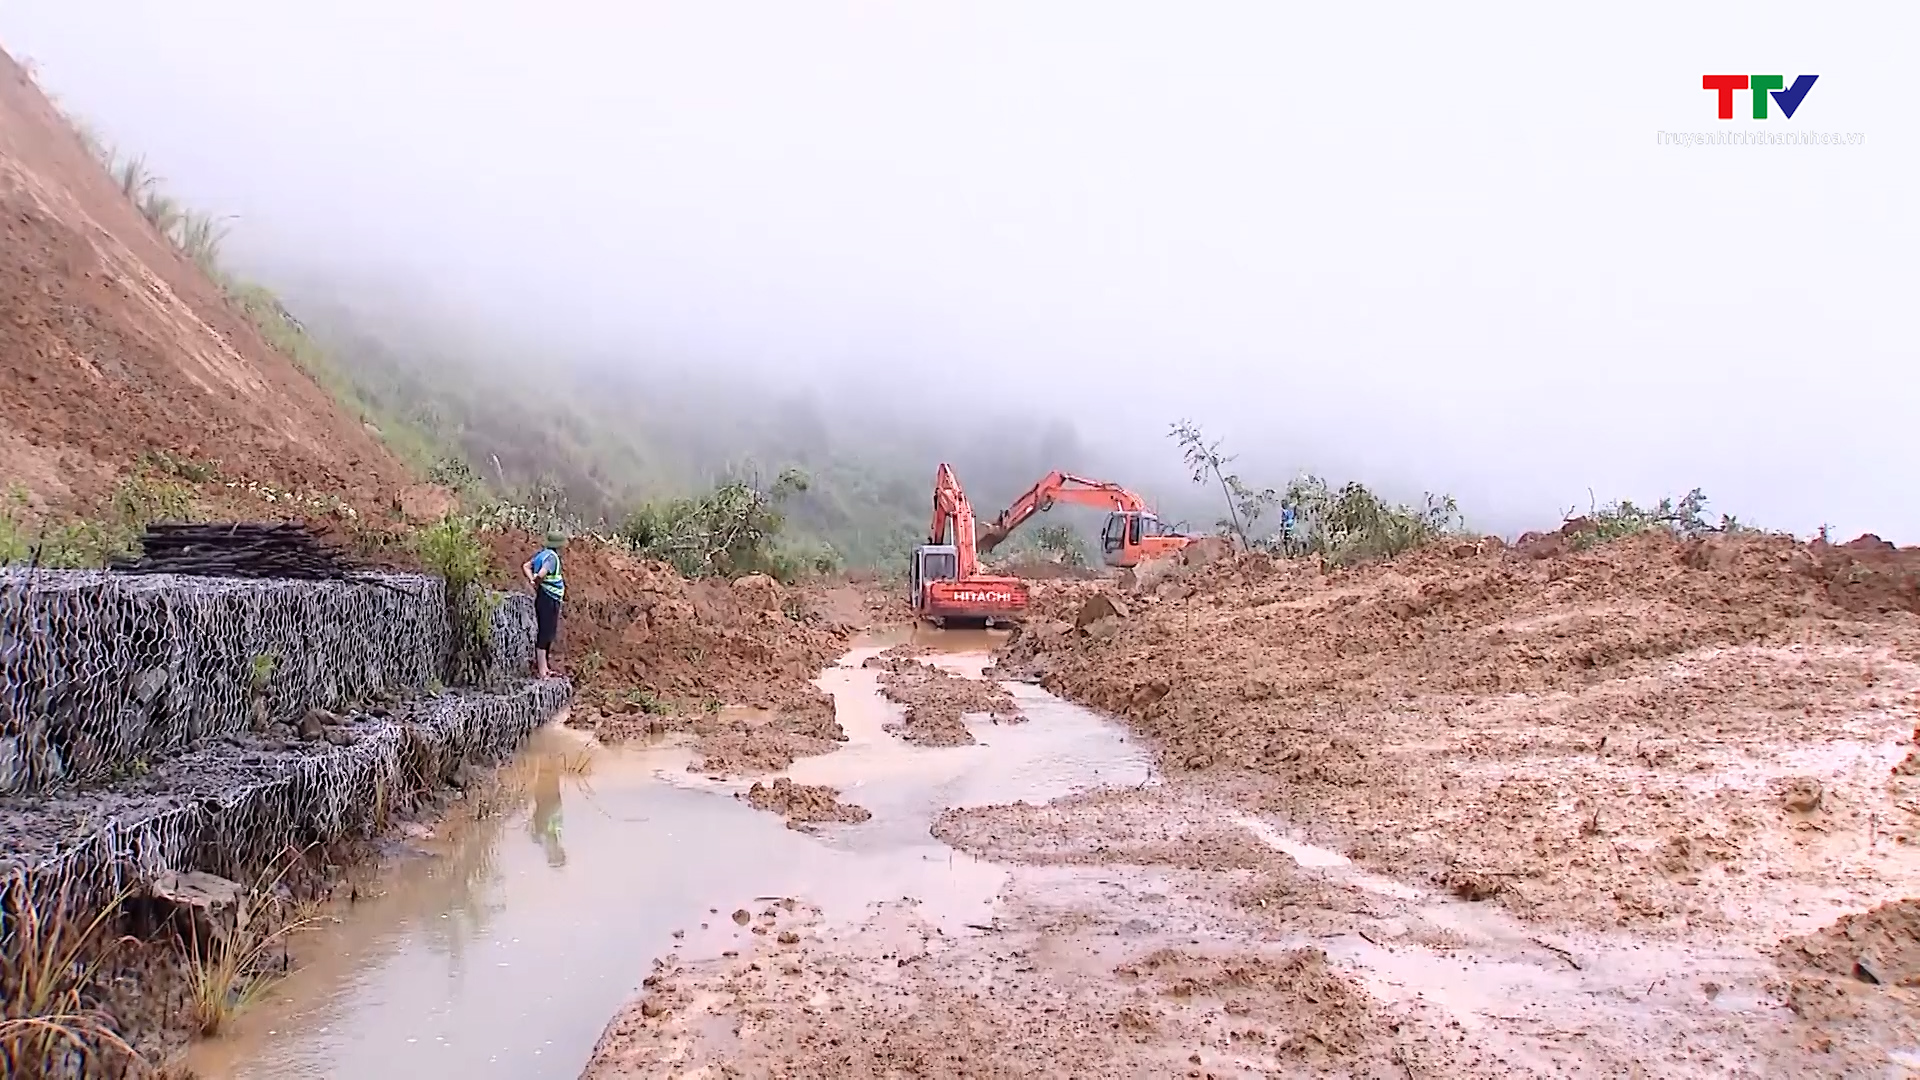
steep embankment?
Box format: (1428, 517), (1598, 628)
(0, 49), (420, 518)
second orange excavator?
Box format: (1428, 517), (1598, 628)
(978, 471), (1200, 569)
(909, 463), (1030, 627)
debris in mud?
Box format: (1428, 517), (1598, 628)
(1114, 946), (1382, 1066)
(870, 657), (1023, 746)
(740, 777), (872, 829)
(932, 788), (1276, 872)
(577, 681), (847, 777)
(1073, 591), (1130, 630)
(1779, 899), (1920, 988)
(1779, 776), (1825, 813)
(1441, 866), (1505, 902)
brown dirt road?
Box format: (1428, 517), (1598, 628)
(585, 530), (1920, 1077)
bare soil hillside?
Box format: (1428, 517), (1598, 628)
(0, 49), (419, 517)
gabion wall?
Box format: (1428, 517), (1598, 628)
(473, 585), (537, 690)
(0, 679), (572, 911)
(0, 570), (540, 794)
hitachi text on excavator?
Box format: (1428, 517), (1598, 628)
(909, 464), (1030, 627)
(978, 471), (1200, 569)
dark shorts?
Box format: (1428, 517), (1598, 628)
(534, 590), (561, 651)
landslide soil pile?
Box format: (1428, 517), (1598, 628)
(740, 776), (872, 830)
(997, 530), (1920, 932)
(0, 51), (422, 519)
(487, 531), (859, 774)
(864, 655), (1023, 746)
(1780, 898), (1920, 988)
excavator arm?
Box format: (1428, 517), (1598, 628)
(928, 462), (982, 578)
(977, 471), (1150, 553)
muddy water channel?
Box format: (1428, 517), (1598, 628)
(183, 637), (1148, 1079)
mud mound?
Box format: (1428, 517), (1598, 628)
(996, 531), (1920, 932)
(1114, 946), (1381, 1066)
(741, 777), (871, 830)
(0, 51), (422, 518)
(1779, 900), (1920, 988)
(932, 788), (1274, 871)
(868, 657), (1023, 746)
(1003, 532), (1918, 776)
(485, 530), (851, 731)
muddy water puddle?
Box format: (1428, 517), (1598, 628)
(184, 637), (1148, 1079)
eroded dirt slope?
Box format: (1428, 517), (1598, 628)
(0, 49), (419, 516)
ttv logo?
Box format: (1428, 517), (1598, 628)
(1702, 75), (1818, 120)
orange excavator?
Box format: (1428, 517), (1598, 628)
(978, 471), (1200, 569)
(910, 464), (1030, 627)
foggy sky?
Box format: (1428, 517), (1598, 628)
(4, 2), (1914, 541)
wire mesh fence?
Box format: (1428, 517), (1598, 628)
(0, 679), (571, 913)
(0, 569), (540, 794)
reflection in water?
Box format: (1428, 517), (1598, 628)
(528, 753), (566, 868)
(183, 642), (1147, 1080)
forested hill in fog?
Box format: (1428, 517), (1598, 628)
(267, 272), (1218, 569)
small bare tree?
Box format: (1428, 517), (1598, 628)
(1169, 420), (1276, 549)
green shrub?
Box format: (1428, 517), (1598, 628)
(616, 466), (810, 580)
(1567, 488), (1761, 549)
(1278, 475), (1463, 567)
(413, 515), (497, 683)
(0, 469), (196, 569)
(414, 514), (490, 590)
(1033, 523), (1089, 567)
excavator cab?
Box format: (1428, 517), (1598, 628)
(909, 545), (960, 603)
(1099, 511), (1191, 568)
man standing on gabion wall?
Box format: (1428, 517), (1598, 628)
(522, 530), (567, 679)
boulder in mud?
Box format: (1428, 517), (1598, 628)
(297, 707), (339, 741)
(730, 573), (782, 611)
(1122, 554), (1184, 594)
(1074, 592), (1130, 630)
(148, 870), (248, 950)
(1181, 536), (1234, 569)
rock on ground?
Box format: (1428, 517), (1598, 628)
(740, 777), (871, 830)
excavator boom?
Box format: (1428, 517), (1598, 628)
(977, 470), (1149, 553)
(978, 470), (1202, 569)
(928, 463), (983, 579)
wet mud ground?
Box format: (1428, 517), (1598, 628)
(179, 634), (1147, 1078)
(182, 622), (1920, 1079)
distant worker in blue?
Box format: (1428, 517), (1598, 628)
(522, 530), (567, 679)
